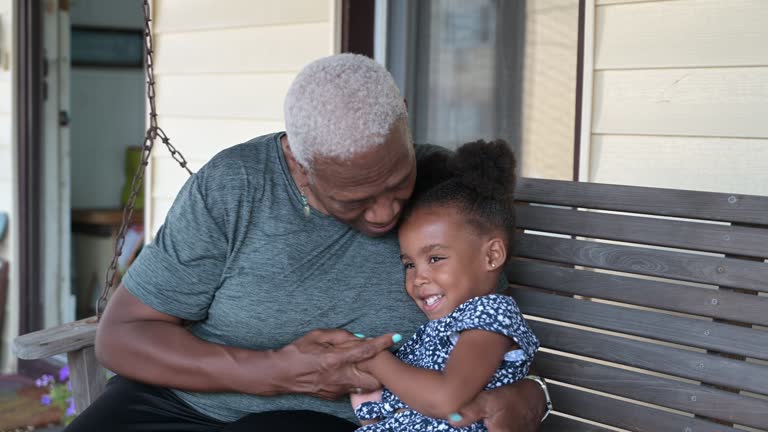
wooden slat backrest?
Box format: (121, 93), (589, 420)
(516, 178), (768, 225)
(513, 178), (768, 431)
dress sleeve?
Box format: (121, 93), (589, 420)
(355, 401), (384, 420)
(452, 295), (540, 360)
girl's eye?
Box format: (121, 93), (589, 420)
(429, 256), (444, 264)
(403, 262), (415, 270)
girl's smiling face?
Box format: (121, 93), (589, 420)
(398, 205), (506, 320)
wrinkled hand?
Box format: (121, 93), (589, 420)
(276, 329), (394, 400)
(450, 379), (545, 432)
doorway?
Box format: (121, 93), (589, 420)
(28, 0), (145, 331)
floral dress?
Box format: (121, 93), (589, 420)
(354, 294), (539, 432)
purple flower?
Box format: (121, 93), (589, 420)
(40, 394), (52, 406)
(59, 365), (70, 382)
(66, 397), (76, 416)
(35, 374), (54, 388)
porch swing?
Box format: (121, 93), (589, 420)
(14, 1), (768, 430)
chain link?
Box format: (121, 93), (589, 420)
(97, 0), (193, 319)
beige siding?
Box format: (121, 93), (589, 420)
(595, 0), (768, 69)
(153, 0), (330, 32)
(154, 23), (333, 74)
(521, 0), (579, 181)
(592, 67), (768, 138)
(155, 74), (295, 120)
(590, 135), (768, 195)
(148, 0), (340, 236)
(584, 0), (768, 195)
(0, 0), (15, 373)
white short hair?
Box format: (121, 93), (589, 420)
(284, 54), (409, 168)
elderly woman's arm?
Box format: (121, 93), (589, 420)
(96, 284), (393, 399)
(450, 379), (547, 432)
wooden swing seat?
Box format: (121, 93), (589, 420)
(14, 177), (768, 431)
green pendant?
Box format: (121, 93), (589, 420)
(300, 194), (310, 218)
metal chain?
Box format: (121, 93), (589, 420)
(97, 0), (193, 319)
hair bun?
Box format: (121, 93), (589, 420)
(448, 140), (516, 201)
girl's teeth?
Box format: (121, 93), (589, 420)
(425, 295), (443, 306)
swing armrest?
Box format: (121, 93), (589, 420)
(13, 316), (99, 360)
(14, 316), (107, 413)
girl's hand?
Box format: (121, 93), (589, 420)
(275, 329), (392, 400)
(351, 388), (384, 426)
(350, 388), (383, 409)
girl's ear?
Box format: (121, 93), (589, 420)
(484, 237), (507, 271)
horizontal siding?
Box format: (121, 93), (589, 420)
(156, 73), (294, 121)
(154, 22), (332, 74)
(586, 0), (768, 197)
(149, 0), (337, 233)
(153, 118), (284, 161)
(592, 67), (768, 138)
(151, 156), (194, 200)
(595, 0), (768, 69)
(154, 0), (330, 33)
(589, 135), (768, 195)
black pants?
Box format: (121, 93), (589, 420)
(64, 376), (358, 432)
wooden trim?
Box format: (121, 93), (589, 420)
(576, 0), (595, 182)
(16, 0), (44, 336)
(330, 0), (342, 55)
(572, 0), (585, 181)
(341, 0), (375, 58)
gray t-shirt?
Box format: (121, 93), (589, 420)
(123, 132), (429, 423)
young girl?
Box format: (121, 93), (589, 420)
(350, 140), (539, 431)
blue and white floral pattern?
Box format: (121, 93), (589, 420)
(355, 294), (539, 431)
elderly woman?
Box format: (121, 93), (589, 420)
(67, 54), (547, 431)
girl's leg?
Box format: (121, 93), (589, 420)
(64, 376), (225, 432)
(223, 410), (358, 432)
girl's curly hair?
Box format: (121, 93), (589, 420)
(405, 140), (517, 247)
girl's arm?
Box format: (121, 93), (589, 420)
(360, 329), (515, 419)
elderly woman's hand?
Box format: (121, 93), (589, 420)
(274, 329), (394, 400)
(449, 379), (545, 432)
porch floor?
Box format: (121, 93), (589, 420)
(0, 374), (62, 431)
